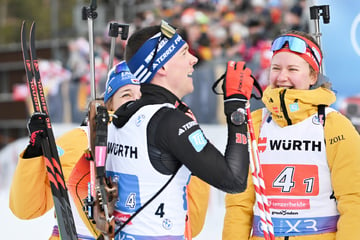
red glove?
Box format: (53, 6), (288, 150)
(223, 61), (254, 100)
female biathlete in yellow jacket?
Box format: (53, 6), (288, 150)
(9, 61), (210, 239)
(223, 30), (360, 240)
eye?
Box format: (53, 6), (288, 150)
(180, 50), (187, 56)
(120, 93), (132, 98)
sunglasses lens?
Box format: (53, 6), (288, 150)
(271, 36), (307, 54)
(271, 37), (286, 51)
(287, 37), (306, 53)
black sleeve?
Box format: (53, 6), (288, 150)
(153, 106), (249, 194)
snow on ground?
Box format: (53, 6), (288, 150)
(1, 189), (54, 239)
(0, 124), (227, 239)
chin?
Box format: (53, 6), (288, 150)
(184, 86), (194, 97)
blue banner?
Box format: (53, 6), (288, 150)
(313, 1), (360, 107)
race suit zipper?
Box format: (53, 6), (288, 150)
(279, 89), (292, 125)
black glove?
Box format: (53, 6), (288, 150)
(23, 112), (48, 158)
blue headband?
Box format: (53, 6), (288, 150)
(104, 61), (139, 103)
(127, 31), (186, 83)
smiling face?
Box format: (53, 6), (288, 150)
(269, 51), (317, 90)
(160, 43), (198, 99)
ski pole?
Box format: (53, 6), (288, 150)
(107, 22), (129, 74)
(310, 5), (330, 74)
(246, 102), (275, 240)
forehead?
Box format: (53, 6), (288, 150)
(116, 84), (140, 92)
(271, 51), (308, 65)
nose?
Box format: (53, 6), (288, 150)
(190, 53), (198, 65)
(276, 69), (288, 83)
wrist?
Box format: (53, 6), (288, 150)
(230, 108), (247, 125)
(224, 96), (247, 115)
(225, 100), (248, 126)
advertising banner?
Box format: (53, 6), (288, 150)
(313, 0), (360, 130)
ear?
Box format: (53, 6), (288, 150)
(157, 65), (167, 77)
(309, 71), (318, 85)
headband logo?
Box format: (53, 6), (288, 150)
(107, 86), (112, 94)
(154, 43), (176, 69)
(127, 20), (186, 83)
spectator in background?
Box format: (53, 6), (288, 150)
(284, 4), (306, 32)
(66, 36), (109, 124)
(22, 0), (312, 125)
(180, 9), (219, 124)
(66, 37), (90, 123)
(38, 60), (71, 123)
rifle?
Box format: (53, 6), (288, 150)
(82, 1), (120, 239)
(310, 5), (330, 74)
(107, 22), (129, 73)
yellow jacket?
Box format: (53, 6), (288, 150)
(223, 87), (360, 240)
(9, 126), (210, 239)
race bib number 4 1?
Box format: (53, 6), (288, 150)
(263, 164), (319, 196)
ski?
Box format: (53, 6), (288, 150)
(21, 21), (78, 240)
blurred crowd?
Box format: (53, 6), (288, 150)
(20, 0), (311, 124)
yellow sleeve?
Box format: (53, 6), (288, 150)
(187, 176), (210, 237)
(9, 151), (53, 219)
(9, 127), (88, 220)
(325, 111), (360, 240)
(223, 109), (262, 239)
(223, 172), (255, 240)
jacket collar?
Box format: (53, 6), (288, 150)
(262, 86), (336, 127)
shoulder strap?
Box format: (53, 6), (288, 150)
(318, 104), (326, 127)
(111, 171), (178, 238)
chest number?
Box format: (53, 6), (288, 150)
(155, 203), (165, 218)
(126, 193), (136, 209)
(273, 167), (295, 192)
